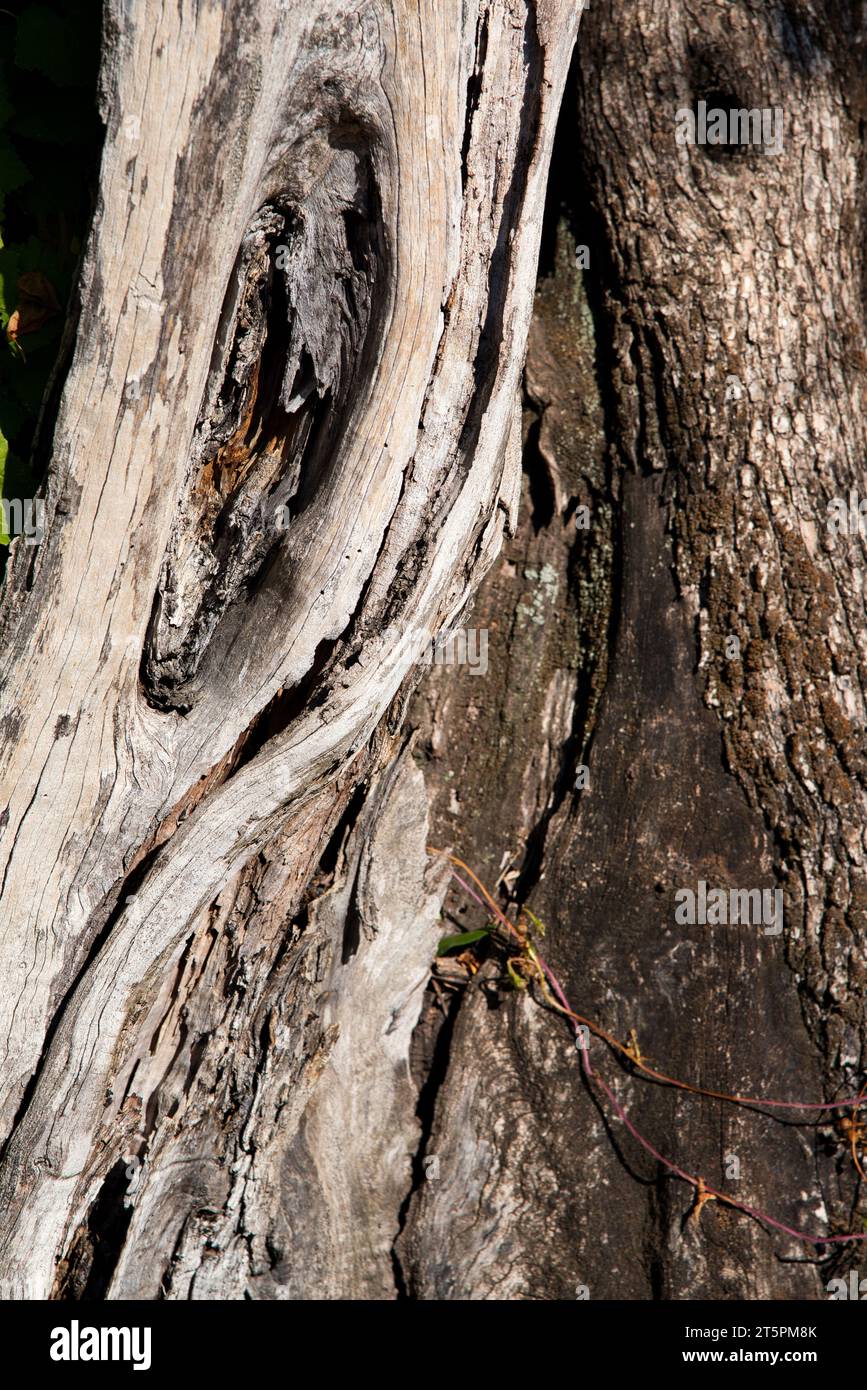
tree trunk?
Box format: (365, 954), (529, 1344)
(0, 0), (581, 1299)
(400, 0), (867, 1300)
(1, 0), (866, 1303)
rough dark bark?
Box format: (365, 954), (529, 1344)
(400, 0), (867, 1300)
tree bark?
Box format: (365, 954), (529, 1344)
(0, 0), (581, 1299)
(2, 0), (866, 1304)
(400, 0), (867, 1300)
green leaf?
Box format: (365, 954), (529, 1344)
(522, 908), (545, 937)
(437, 928), (491, 956)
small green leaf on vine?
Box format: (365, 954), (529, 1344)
(436, 927), (492, 956)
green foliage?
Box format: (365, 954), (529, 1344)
(436, 927), (493, 956)
(0, 0), (102, 547)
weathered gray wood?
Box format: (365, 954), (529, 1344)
(0, 0), (583, 1298)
